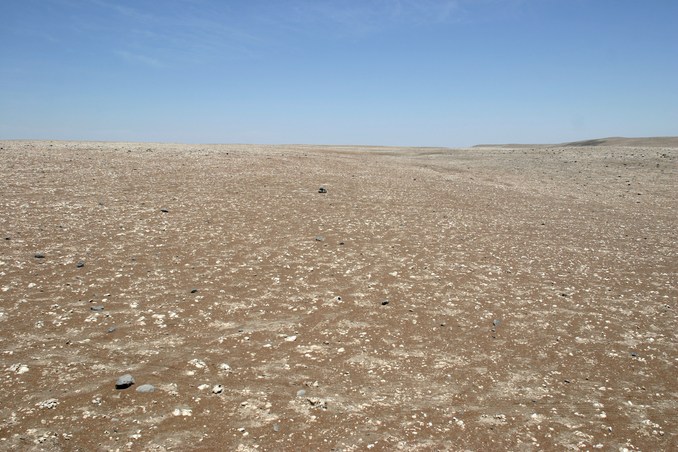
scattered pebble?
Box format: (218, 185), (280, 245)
(296, 389), (306, 397)
(37, 399), (59, 409)
(218, 363), (231, 371)
(116, 374), (135, 389)
(160, 208), (169, 213)
(9, 363), (29, 374)
(188, 359), (207, 369)
(381, 300), (389, 306)
(190, 288), (198, 293)
(107, 326), (117, 333)
(173, 407), (192, 417)
(273, 423), (281, 432)
(76, 260), (85, 268)
(90, 305), (105, 312)
(212, 384), (224, 394)
(34, 252), (45, 259)
(315, 236), (325, 242)
(318, 187), (327, 193)
(285, 335), (297, 342)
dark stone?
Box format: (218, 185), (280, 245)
(34, 252), (45, 259)
(115, 374), (135, 390)
(90, 305), (105, 312)
(381, 300), (389, 306)
(315, 236), (325, 242)
(631, 352), (638, 357)
(76, 260), (85, 268)
(318, 187), (327, 194)
(191, 288), (198, 294)
(160, 208), (169, 213)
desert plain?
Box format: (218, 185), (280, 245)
(0, 138), (676, 451)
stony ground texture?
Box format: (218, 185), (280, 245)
(0, 140), (676, 451)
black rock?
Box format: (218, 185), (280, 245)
(160, 208), (169, 213)
(381, 300), (389, 306)
(315, 236), (325, 242)
(318, 187), (327, 194)
(76, 260), (85, 268)
(34, 252), (45, 259)
(190, 288), (198, 294)
(107, 326), (117, 333)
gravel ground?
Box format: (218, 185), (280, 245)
(0, 140), (676, 451)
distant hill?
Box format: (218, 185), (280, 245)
(473, 136), (678, 148)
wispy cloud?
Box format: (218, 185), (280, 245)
(283, 0), (463, 36)
(114, 50), (164, 68)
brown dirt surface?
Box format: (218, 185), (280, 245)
(1, 140), (676, 451)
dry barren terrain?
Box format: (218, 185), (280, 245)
(0, 140), (676, 451)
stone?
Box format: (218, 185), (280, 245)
(296, 389), (306, 397)
(160, 208), (169, 213)
(172, 407), (192, 417)
(9, 363), (29, 374)
(116, 374), (135, 389)
(381, 300), (389, 306)
(285, 335), (297, 342)
(90, 305), (105, 312)
(107, 326), (117, 333)
(315, 236), (325, 242)
(273, 423), (281, 432)
(34, 252), (45, 259)
(318, 187), (327, 193)
(218, 363), (231, 371)
(37, 399), (58, 409)
(136, 384), (155, 393)
(76, 260), (85, 268)
(212, 384), (224, 394)
(190, 288), (198, 294)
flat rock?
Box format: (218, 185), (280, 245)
(136, 384), (155, 393)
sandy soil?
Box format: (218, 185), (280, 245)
(0, 140), (676, 451)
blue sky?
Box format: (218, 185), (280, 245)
(1, 0), (677, 146)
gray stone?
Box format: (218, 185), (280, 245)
(315, 236), (325, 242)
(34, 252), (45, 259)
(273, 424), (281, 432)
(107, 326), (117, 333)
(296, 389), (306, 397)
(76, 260), (85, 268)
(116, 374), (135, 389)
(136, 384), (155, 393)
(90, 305), (105, 312)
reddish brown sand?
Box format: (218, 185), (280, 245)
(0, 140), (676, 451)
